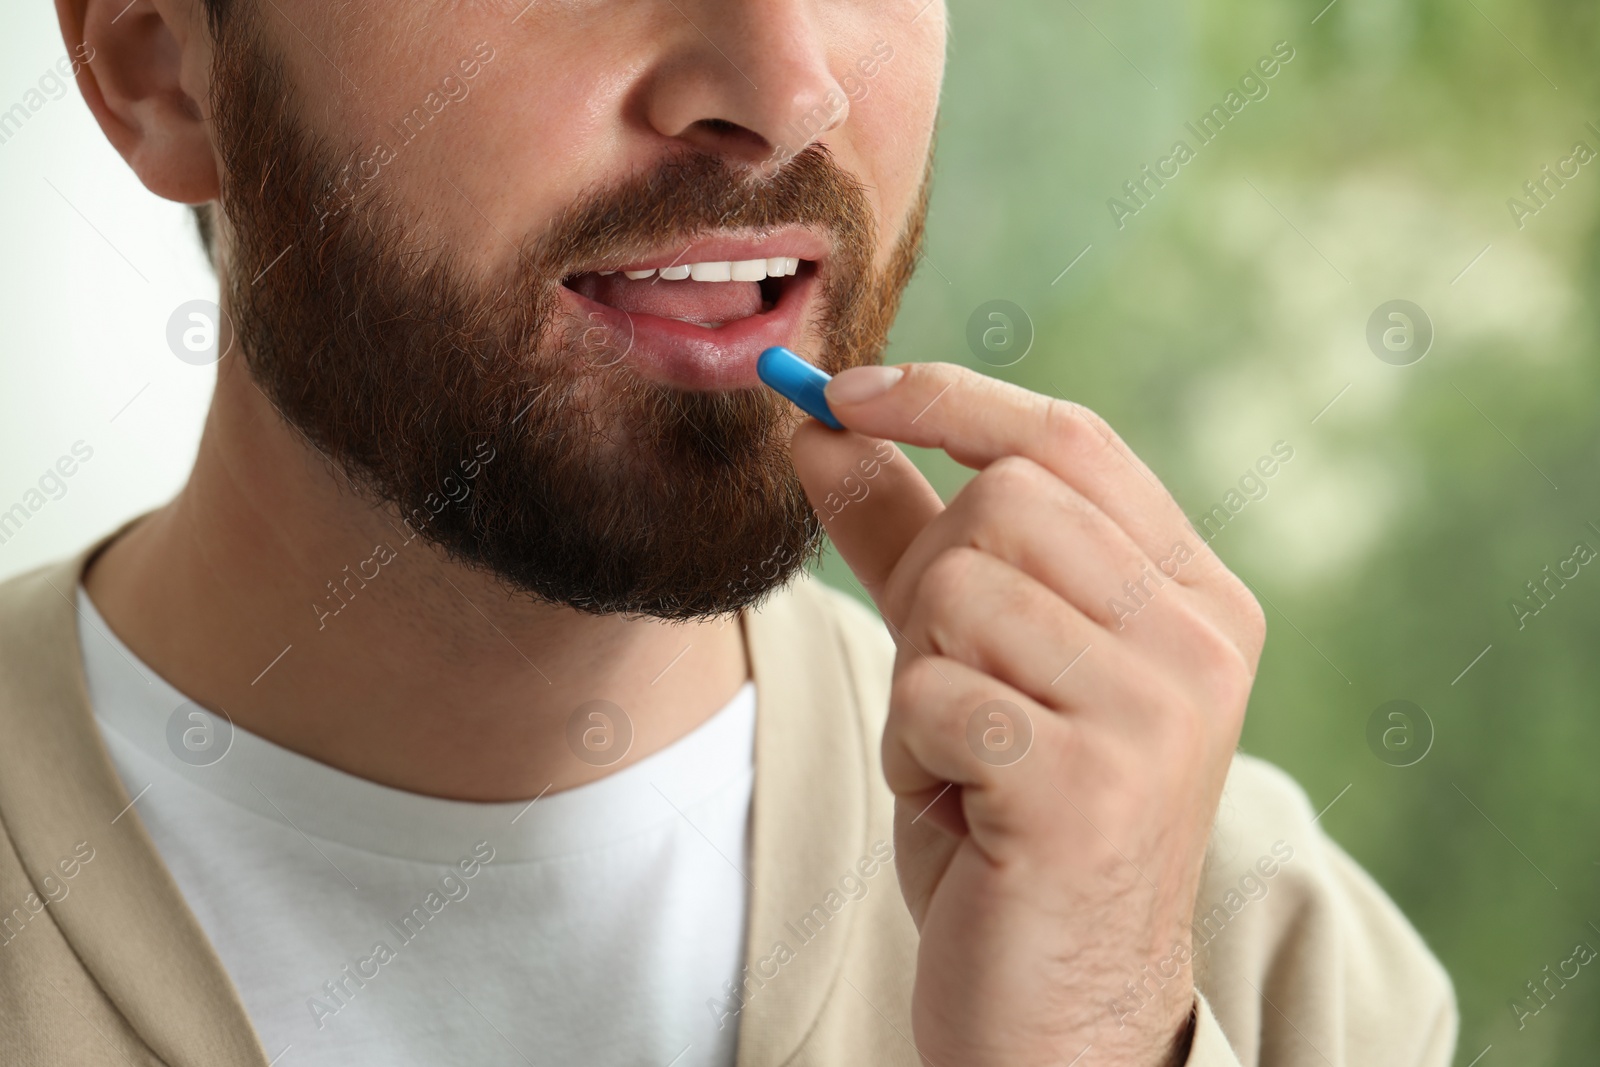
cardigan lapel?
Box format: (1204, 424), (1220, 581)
(0, 517), (270, 1067)
(734, 572), (875, 1066)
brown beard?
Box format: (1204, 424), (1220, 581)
(207, 17), (929, 620)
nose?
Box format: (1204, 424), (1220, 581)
(640, 1), (850, 167)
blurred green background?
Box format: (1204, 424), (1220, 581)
(815, 0), (1600, 1062)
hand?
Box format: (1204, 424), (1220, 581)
(787, 363), (1265, 1066)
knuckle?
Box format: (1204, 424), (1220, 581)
(960, 456), (1087, 539)
(975, 765), (1036, 823)
(1045, 396), (1113, 457)
(913, 546), (985, 620)
(977, 454), (1052, 499)
(887, 655), (953, 726)
(1235, 583), (1268, 650)
(1175, 602), (1255, 720)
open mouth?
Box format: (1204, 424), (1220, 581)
(553, 229), (830, 389)
(562, 257), (814, 331)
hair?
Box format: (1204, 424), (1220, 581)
(190, 0), (229, 266)
(191, 203), (216, 263)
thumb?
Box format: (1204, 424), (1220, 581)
(789, 418), (944, 615)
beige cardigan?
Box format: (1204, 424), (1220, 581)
(0, 521), (1456, 1065)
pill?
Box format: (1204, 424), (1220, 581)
(756, 346), (844, 431)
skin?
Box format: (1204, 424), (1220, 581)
(799, 367), (1263, 1063)
(59, 0), (1264, 1062)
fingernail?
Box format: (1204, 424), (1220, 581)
(826, 365), (905, 405)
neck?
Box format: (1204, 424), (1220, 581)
(82, 353), (750, 802)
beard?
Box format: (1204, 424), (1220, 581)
(206, 18), (929, 621)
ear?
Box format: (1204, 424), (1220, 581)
(57, 0), (219, 204)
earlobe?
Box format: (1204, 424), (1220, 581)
(60, 0), (219, 205)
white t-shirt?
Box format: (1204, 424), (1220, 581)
(76, 584), (754, 1067)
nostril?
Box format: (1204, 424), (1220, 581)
(681, 117), (774, 161)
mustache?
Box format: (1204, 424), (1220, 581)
(531, 145), (875, 281)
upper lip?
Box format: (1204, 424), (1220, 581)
(566, 225), (833, 276)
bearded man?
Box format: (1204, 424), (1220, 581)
(0, 1), (1455, 1064)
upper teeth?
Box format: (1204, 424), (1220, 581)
(598, 257), (801, 282)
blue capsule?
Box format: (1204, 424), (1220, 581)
(756, 346), (843, 430)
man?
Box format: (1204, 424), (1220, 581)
(0, 0), (1454, 1063)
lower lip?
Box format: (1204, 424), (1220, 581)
(557, 269), (818, 391)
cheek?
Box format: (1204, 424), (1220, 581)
(385, 58), (618, 249)
(274, 3), (627, 259)
(838, 31), (944, 264)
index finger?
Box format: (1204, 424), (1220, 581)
(822, 362), (1210, 581)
